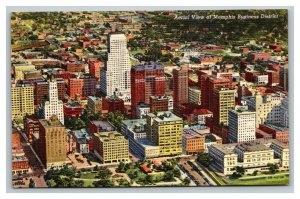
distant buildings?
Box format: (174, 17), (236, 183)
(93, 131), (129, 163)
(100, 33), (131, 102)
(228, 106), (256, 143)
(35, 115), (67, 169)
(248, 52), (271, 61)
(147, 111), (183, 156)
(41, 79), (64, 124)
(13, 63), (35, 80)
(130, 62), (166, 118)
(209, 139), (289, 175)
(11, 84), (34, 120)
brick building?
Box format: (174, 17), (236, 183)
(149, 96), (169, 113)
(131, 62), (166, 118)
(68, 75), (96, 99)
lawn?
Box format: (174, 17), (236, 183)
(225, 174), (289, 186)
(80, 172), (98, 179)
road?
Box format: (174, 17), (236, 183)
(19, 130), (47, 188)
(179, 157), (209, 186)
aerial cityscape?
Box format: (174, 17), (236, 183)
(10, 9), (289, 188)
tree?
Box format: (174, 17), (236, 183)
(236, 166), (245, 175)
(182, 177), (191, 185)
(93, 179), (113, 187)
(29, 178), (35, 188)
(97, 167), (112, 179)
(197, 153), (210, 167)
(163, 171), (175, 181)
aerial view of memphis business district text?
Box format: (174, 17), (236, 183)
(10, 10), (289, 188)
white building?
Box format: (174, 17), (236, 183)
(228, 106), (256, 143)
(188, 86), (201, 105)
(136, 103), (150, 119)
(208, 139), (289, 175)
(42, 79), (64, 124)
(168, 96), (174, 111)
(242, 92), (287, 127)
(280, 98), (289, 128)
(255, 75), (268, 85)
(100, 33), (131, 103)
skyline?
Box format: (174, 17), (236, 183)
(10, 9), (289, 188)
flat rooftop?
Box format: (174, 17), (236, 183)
(148, 111), (182, 122)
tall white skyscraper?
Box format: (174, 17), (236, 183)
(228, 106), (256, 143)
(42, 78), (64, 124)
(100, 33), (131, 103)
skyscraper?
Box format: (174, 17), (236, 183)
(36, 115), (67, 169)
(280, 64), (288, 91)
(211, 87), (235, 126)
(228, 106), (256, 143)
(11, 84), (34, 120)
(131, 62), (166, 117)
(173, 66), (189, 111)
(100, 33), (131, 102)
(42, 78), (64, 124)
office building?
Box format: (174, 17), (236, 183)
(41, 78), (64, 124)
(211, 88), (235, 126)
(87, 96), (102, 114)
(36, 115), (67, 169)
(242, 92), (286, 127)
(13, 63), (35, 80)
(279, 64), (288, 91)
(11, 84), (34, 120)
(173, 66), (189, 112)
(228, 106), (256, 143)
(68, 75), (96, 99)
(147, 111), (183, 156)
(100, 33), (131, 102)
(208, 139), (289, 175)
(93, 131), (129, 163)
(188, 86), (201, 105)
(131, 62), (166, 118)
(150, 96), (169, 113)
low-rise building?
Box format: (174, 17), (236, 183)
(71, 129), (92, 154)
(87, 96), (102, 114)
(89, 120), (114, 134)
(208, 139), (289, 175)
(121, 119), (160, 159)
(136, 103), (150, 119)
(150, 96), (169, 113)
(182, 129), (205, 154)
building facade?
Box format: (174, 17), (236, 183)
(130, 62), (166, 118)
(228, 106), (256, 143)
(100, 33), (131, 102)
(42, 79), (64, 124)
(11, 84), (34, 120)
